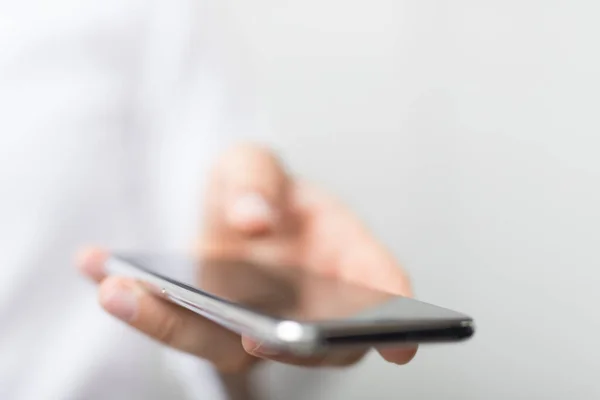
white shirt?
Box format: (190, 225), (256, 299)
(0, 1), (260, 399)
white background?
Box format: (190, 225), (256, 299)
(218, 1), (600, 399)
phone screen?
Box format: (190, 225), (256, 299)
(115, 253), (469, 324)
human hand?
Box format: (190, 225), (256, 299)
(77, 144), (417, 373)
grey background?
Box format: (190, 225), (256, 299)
(221, 1), (600, 399)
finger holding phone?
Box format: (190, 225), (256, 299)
(77, 143), (433, 372)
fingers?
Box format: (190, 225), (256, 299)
(77, 250), (257, 373)
(204, 143), (290, 237)
(290, 182), (413, 297)
(77, 248), (413, 370)
(76, 247), (109, 283)
(243, 339), (415, 367)
(241, 337), (367, 368)
(98, 276), (256, 373)
(378, 346), (418, 365)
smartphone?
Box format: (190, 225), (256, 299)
(106, 253), (475, 355)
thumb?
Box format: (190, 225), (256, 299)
(204, 143), (290, 237)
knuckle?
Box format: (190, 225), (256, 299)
(154, 313), (184, 347)
(215, 353), (255, 374)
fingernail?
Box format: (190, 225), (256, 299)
(229, 193), (275, 227)
(100, 282), (138, 322)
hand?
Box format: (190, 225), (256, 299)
(77, 143), (417, 373)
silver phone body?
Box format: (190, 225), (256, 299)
(106, 253), (474, 355)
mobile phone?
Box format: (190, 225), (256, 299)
(106, 253), (475, 355)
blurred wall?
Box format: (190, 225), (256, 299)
(221, 1), (600, 399)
